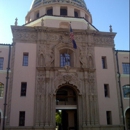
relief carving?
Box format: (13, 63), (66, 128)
(88, 56), (94, 68)
(94, 36), (113, 46)
(53, 73), (82, 95)
(37, 43), (54, 67)
(87, 46), (95, 69)
(88, 72), (95, 83)
(47, 34), (59, 42)
(79, 50), (87, 68)
(37, 71), (45, 95)
(12, 28), (37, 42)
(63, 75), (72, 83)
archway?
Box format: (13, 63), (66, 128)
(55, 85), (78, 130)
(125, 108), (130, 130)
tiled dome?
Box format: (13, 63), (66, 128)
(31, 0), (87, 10)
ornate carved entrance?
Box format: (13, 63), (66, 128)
(56, 86), (78, 130)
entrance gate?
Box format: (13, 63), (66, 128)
(56, 86), (78, 130)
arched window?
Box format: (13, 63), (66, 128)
(125, 108), (130, 130)
(123, 85), (130, 98)
(0, 83), (4, 97)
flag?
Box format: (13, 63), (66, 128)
(69, 25), (77, 49)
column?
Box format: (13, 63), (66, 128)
(45, 78), (49, 127)
(85, 79), (90, 125)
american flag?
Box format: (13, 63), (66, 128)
(70, 25), (77, 49)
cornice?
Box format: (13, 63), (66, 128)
(11, 25), (115, 47)
(36, 67), (96, 72)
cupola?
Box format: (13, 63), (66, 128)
(24, 0), (97, 31)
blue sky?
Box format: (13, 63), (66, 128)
(0, 0), (129, 50)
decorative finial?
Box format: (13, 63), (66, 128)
(109, 25), (112, 32)
(41, 19), (44, 27)
(15, 18), (18, 26)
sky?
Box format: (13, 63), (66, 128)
(0, 0), (129, 50)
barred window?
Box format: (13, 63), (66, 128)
(23, 53), (28, 66)
(60, 53), (70, 67)
(102, 56), (107, 69)
(47, 8), (53, 15)
(19, 111), (25, 126)
(60, 8), (67, 16)
(123, 85), (130, 98)
(104, 84), (110, 97)
(74, 9), (80, 17)
(21, 82), (27, 96)
(0, 58), (4, 70)
(0, 83), (4, 97)
(122, 63), (130, 74)
(106, 111), (112, 125)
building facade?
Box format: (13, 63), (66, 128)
(0, 0), (129, 130)
(115, 50), (130, 130)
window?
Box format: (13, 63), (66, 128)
(21, 82), (27, 96)
(0, 83), (4, 97)
(102, 56), (107, 69)
(60, 53), (71, 67)
(23, 53), (28, 66)
(123, 85), (130, 98)
(74, 10), (79, 17)
(47, 8), (53, 15)
(60, 49), (73, 67)
(74, 11), (78, 17)
(35, 11), (39, 19)
(19, 111), (25, 126)
(122, 63), (130, 74)
(0, 58), (4, 70)
(104, 84), (110, 97)
(85, 14), (88, 21)
(60, 8), (67, 16)
(106, 111), (112, 125)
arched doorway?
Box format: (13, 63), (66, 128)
(56, 85), (78, 130)
(125, 108), (130, 130)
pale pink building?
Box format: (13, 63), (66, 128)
(0, 0), (129, 130)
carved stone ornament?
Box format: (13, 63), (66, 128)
(53, 73), (82, 95)
(37, 43), (54, 67)
(75, 34), (86, 42)
(64, 65), (70, 72)
(94, 36), (114, 46)
(11, 26), (37, 42)
(79, 50), (87, 68)
(37, 71), (45, 82)
(88, 72), (95, 83)
(63, 75), (72, 83)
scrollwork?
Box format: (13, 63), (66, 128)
(94, 36), (113, 46)
(53, 73), (82, 95)
(37, 43), (54, 67)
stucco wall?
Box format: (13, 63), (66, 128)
(117, 52), (129, 114)
(95, 47), (120, 125)
(10, 43), (36, 126)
